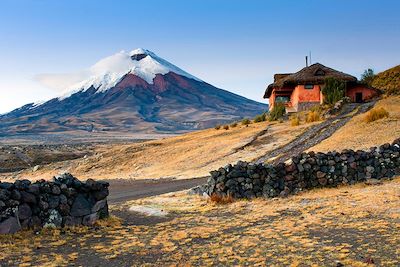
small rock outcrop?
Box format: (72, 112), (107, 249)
(0, 173), (109, 234)
(195, 138), (400, 199)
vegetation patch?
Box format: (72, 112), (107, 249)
(268, 103), (285, 121)
(306, 111), (321, 123)
(322, 77), (345, 105)
(364, 107), (389, 123)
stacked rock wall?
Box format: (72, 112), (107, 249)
(199, 139), (400, 199)
(0, 173), (109, 234)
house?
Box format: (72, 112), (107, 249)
(264, 63), (380, 112)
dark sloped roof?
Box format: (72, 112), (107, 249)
(264, 63), (358, 98)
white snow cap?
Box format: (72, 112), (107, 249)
(59, 48), (201, 99)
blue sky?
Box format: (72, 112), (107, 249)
(0, 0), (399, 113)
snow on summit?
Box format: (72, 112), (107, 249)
(59, 49), (201, 99)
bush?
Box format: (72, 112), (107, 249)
(306, 111), (321, 123)
(364, 107), (389, 123)
(241, 118), (251, 126)
(290, 116), (300, 126)
(223, 125), (229, 130)
(253, 113), (267, 123)
(230, 122), (238, 128)
(322, 78), (345, 105)
(210, 193), (234, 204)
(268, 103), (286, 121)
(214, 125), (221, 130)
(361, 68), (375, 86)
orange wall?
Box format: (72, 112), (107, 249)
(291, 85), (321, 107)
(346, 85), (378, 102)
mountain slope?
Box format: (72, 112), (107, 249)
(372, 65), (400, 95)
(0, 49), (267, 136)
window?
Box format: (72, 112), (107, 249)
(315, 69), (326, 76)
(275, 96), (290, 103)
(304, 84), (314, 89)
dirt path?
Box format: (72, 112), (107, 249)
(107, 177), (207, 204)
(255, 101), (377, 164)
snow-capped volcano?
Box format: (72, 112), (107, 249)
(0, 49), (267, 137)
(59, 48), (201, 99)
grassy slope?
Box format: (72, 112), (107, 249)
(310, 96), (400, 152)
(372, 65), (400, 95)
(1, 120), (311, 181)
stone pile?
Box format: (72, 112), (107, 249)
(195, 138), (400, 199)
(0, 173), (109, 234)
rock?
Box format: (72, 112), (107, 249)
(43, 209), (62, 228)
(51, 185), (61, 195)
(82, 213), (99, 226)
(93, 188), (109, 201)
(10, 190), (21, 200)
(20, 191), (37, 204)
(18, 203), (32, 220)
(32, 165), (40, 172)
(39, 200), (49, 211)
(0, 200), (5, 210)
(0, 182), (14, 190)
(48, 195), (60, 209)
(59, 203), (71, 216)
(0, 189), (10, 201)
(70, 194), (91, 217)
(91, 199), (107, 213)
(63, 216), (82, 227)
(0, 217), (21, 234)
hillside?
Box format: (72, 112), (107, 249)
(0, 120), (314, 181)
(372, 65), (400, 95)
(310, 96), (400, 152)
(0, 49), (267, 136)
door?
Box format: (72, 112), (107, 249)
(355, 92), (363, 103)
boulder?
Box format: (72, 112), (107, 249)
(70, 194), (91, 217)
(0, 217), (21, 234)
(43, 209), (62, 228)
(18, 203), (32, 220)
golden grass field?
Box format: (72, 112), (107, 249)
(1, 176), (399, 266)
(310, 96), (400, 152)
(2, 120), (313, 182)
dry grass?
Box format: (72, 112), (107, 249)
(310, 96), (400, 152)
(290, 116), (301, 126)
(364, 107), (389, 123)
(2, 120), (312, 181)
(305, 111), (321, 123)
(1, 177), (399, 266)
(209, 193), (235, 204)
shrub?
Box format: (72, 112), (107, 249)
(253, 113), (267, 123)
(241, 118), (251, 126)
(230, 122), (238, 128)
(364, 107), (389, 123)
(214, 125), (221, 130)
(322, 78), (345, 105)
(268, 103), (285, 121)
(223, 125), (229, 130)
(306, 111), (321, 123)
(360, 68), (375, 86)
(209, 193), (235, 204)
(290, 116), (300, 126)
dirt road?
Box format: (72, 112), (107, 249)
(107, 177), (208, 203)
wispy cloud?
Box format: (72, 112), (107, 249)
(34, 71), (90, 92)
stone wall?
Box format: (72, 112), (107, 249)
(195, 138), (400, 199)
(0, 173), (109, 234)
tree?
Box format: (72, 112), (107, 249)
(322, 78), (345, 105)
(361, 68), (375, 86)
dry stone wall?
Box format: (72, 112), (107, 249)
(0, 173), (109, 234)
(194, 138), (400, 199)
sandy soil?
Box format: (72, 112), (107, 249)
(1, 121), (310, 181)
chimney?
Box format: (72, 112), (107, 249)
(305, 56), (308, 67)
